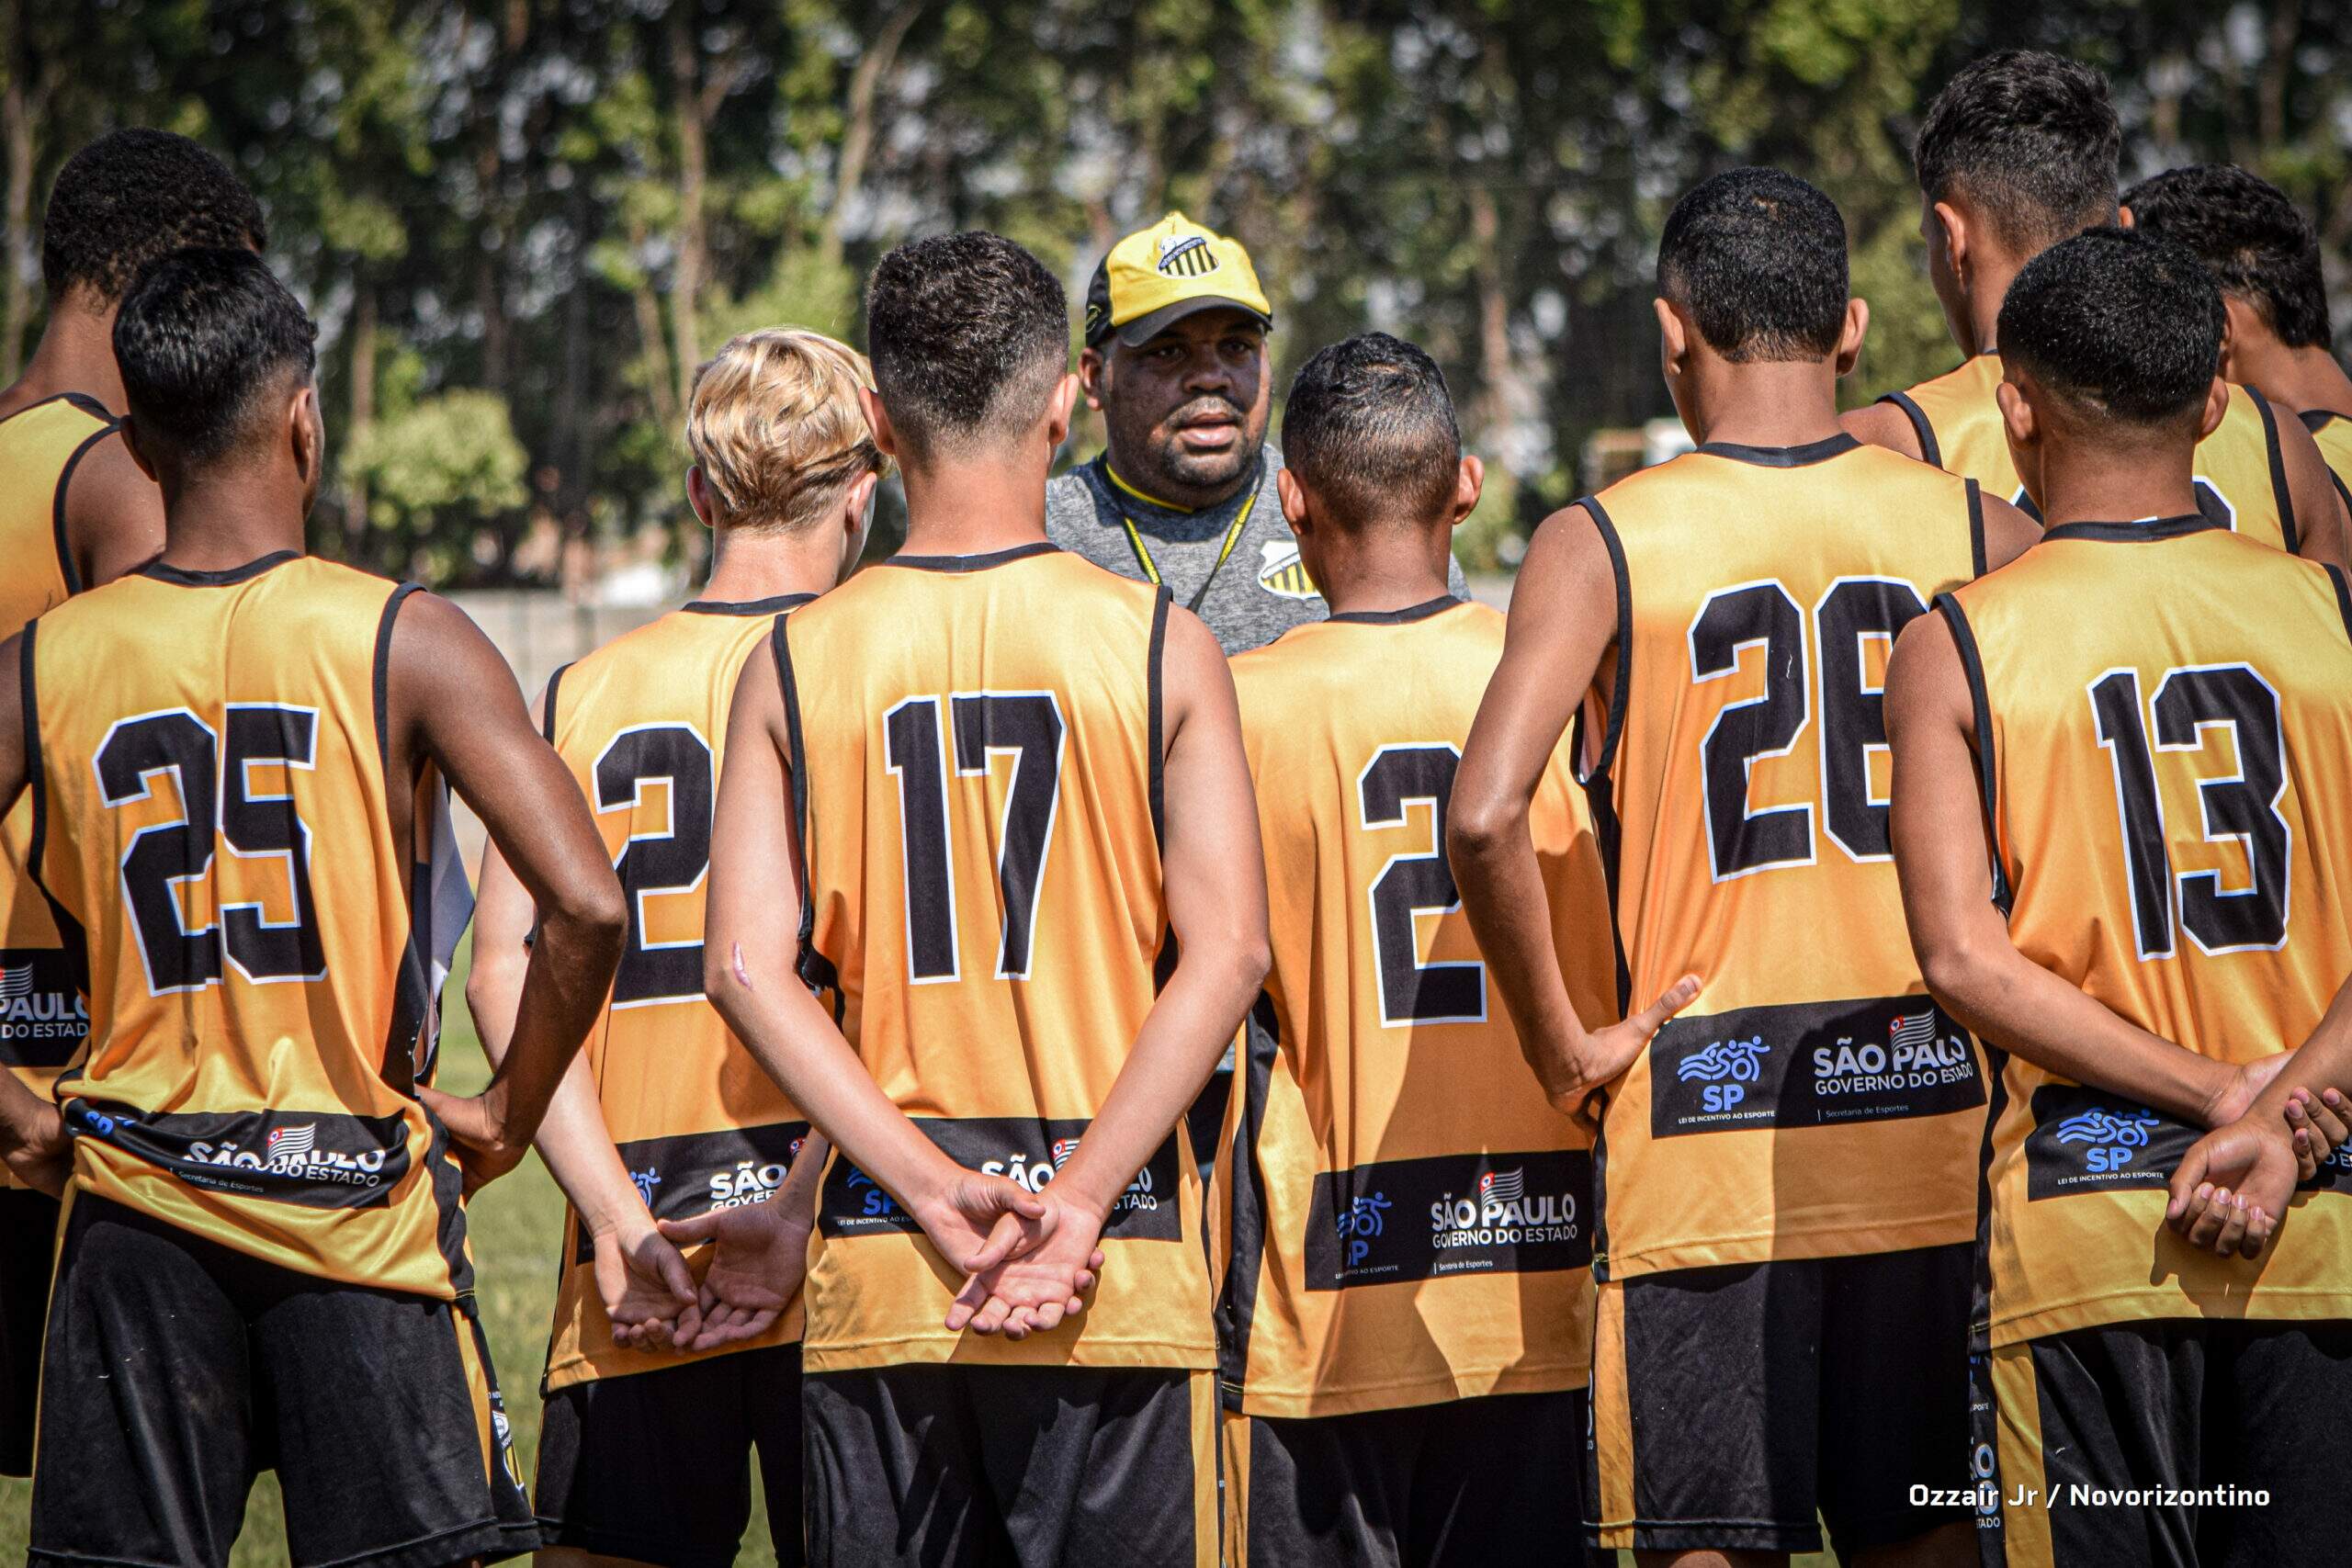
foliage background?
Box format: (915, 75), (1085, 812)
(8, 1), (2352, 580)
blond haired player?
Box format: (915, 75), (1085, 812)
(1219, 332), (1676, 1567)
(467, 329), (887, 1568)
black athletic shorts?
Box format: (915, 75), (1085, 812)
(801, 1362), (1216, 1568)
(1979, 1317), (2352, 1568)
(1227, 1387), (1603, 1568)
(0, 1185), (59, 1476)
(1589, 1240), (1973, 1558)
(28, 1192), (538, 1568)
(537, 1343), (805, 1568)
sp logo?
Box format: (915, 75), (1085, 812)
(1679, 1036), (1770, 1111)
(2055, 1107), (2158, 1174)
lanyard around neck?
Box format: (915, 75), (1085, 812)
(1115, 477), (1259, 615)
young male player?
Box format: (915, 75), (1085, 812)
(704, 232), (1271, 1567)
(1452, 167), (2041, 1567)
(1885, 225), (2352, 1568)
(0, 130), (266, 1473)
(1219, 332), (1684, 1567)
(2122, 164), (2352, 502)
(1846, 50), (2349, 568)
(0, 247), (627, 1568)
(467, 329), (887, 1568)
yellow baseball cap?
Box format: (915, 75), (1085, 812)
(1083, 211), (1272, 348)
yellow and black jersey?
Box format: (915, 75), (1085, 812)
(1221, 596), (1613, 1418)
(0, 392), (115, 1182)
(1580, 434), (1990, 1280)
(2301, 408), (2352, 520)
(539, 594), (816, 1389)
(26, 552), (470, 1297)
(1940, 515), (2352, 1346)
(780, 541), (1213, 1373)
(1881, 353), (2305, 554)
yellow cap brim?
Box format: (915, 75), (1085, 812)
(1113, 296), (1272, 348)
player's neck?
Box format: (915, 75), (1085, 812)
(0, 302), (126, 418)
(897, 456), (1050, 558)
(2233, 336), (2352, 418)
(699, 525), (842, 604)
(1312, 531), (1453, 617)
(2031, 449), (2201, 529)
(1682, 364), (1846, 450)
(153, 463), (310, 572)
(1960, 263), (2025, 360)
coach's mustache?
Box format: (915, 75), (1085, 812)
(1162, 395), (1250, 432)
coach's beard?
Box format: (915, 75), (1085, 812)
(1126, 396), (1265, 508)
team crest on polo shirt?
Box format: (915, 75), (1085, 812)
(1157, 233), (1218, 277)
(1257, 539), (1318, 600)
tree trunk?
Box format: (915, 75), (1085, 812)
(343, 280), (377, 557)
(629, 214), (681, 435)
(822, 0), (923, 270)
(668, 0), (706, 414)
(1467, 184), (1524, 452)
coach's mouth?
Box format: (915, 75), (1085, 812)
(1172, 413), (1239, 453)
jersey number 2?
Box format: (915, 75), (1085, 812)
(885, 693), (1066, 982)
(1360, 745), (1484, 1025)
(595, 724), (715, 1005)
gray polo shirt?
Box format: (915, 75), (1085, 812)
(1045, 445), (1468, 655)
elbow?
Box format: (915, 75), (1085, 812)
(548, 867), (628, 962)
(702, 936), (753, 1032)
(1445, 795), (1516, 868)
(1233, 930), (1272, 997)
(1913, 934), (1990, 1019)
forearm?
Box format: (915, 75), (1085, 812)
(0, 1069), (58, 1153)
(481, 906), (621, 1148)
(1053, 945), (1260, 1219)
(1922, 924), (2230, 1123)
(533, 1051), (650, 1235)
(464, 945), (529, 1069)
(1455, 807), (1616, 1095)
(2240, 974), (2352, 1126)
(775, 1126), (829, 1230)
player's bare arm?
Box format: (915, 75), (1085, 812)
(973, 605), (1272, 1337)
(469, 750), (702, 1348)
(1839, 396), (1928, 461)
(0, 631), (68, 1193)
(62, 433), (167, 587)
(388, 592), (625, 1193)
(1451, 503), (1700, 1109)
(705, 641), (1061, 1331)
(1979, 491), (2045, 567)
(2277, 410), (2352, 571)
(1885, 608), (2290, 1132)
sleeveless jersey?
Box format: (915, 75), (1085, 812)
(1221, 596), (1613, 1418)
(1881, 353), (2303, 553)
(2301, 409), (2352, 518)
(1940, 516), (2352, 1346)
(0, 393), (115, 1182)
(539, 594), (817, 1390)
(1580, 434), (1990, 1280)
(27, 553), (471, 1297)
(780, 542), (1213, 1372)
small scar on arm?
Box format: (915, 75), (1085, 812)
(731, 942), (754, 990)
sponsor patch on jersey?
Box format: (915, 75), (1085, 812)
(1256, 540), (1319, 601)
(2021, 1084), (2352, 1201)
(1302, 1148), (1591, 1290)
(1648, 996), (1984, 1139)
(0, 948), (87, 1069)
(570, 1120), (811, 1263)
(817, 1116), (1182, 1242)
(66, 1100), (414, 1209)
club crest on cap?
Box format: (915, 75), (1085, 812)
(1156, 233), (1218, 278)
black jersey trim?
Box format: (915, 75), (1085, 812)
(1, 389), (113, 426)
(1933, 592), (2010, 916)
(1217, 992), (1282, 1411)
(51, 420), (122, 597)
(881, 541), (1060, 573)
(2040, 514), (2217, 544)
(1324, 593), (1464, 625)
(2300, 408), (2349, 435)
(1965, 479), (1987, 580)
(1148, 586), (1170, 852)
(2248, 386), (2299, 556)
(18, 618), (91, 1012)
(2327, 566), (2352, 650)
(374, 583), (430, 1085)
(540, 662), (571, 743)
(374, 584), (423, 779)
(1692, 432), (1860, 468)
(773, 615), (840, 1010)
(682, 592), (817, 616)
(1572, 496), (1634, 1016)
(2331, 471), (2352, 531)
(140, 549), (301, 587)
(1879, 391), (1941, 468)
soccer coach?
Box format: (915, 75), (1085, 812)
(1047, 212), (1466, 653)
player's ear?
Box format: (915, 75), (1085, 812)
(1078, 347), (1107, 412)
(2117, 204), (2135, 231)
(1934, 200), (1969, 278)
(1834, 298), (1870, 378)
(1450, 455), (1484, 529)
(2215, 297), (2256, 383)
(842, 468), (880, 570)
(2197, 375), (2230, 442)
(858, 387), (899, 459)
(290, 383), (322, 483)
(685, 466), (717, 530)
(1274, 464), (1309, 533)
(1043, 371), (1082, 451)
(1653, 298), (1688, 377)
(117, 415), (159, 483)
(1996, 376), (2036, 450)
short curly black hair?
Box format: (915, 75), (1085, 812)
(40, 129), (266, 306)
(1282, 332), (1461, 525)
(865, 231), (1068, 460)
(1915, 51), (2119, 257)
(1657, 167), (1849, 363)
(115, 247), (315, 463)
(1998, 227), (2222, 431)
(2122, 164), (2331, 352)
